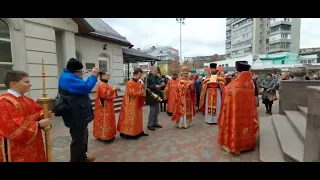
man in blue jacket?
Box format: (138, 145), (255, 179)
(58, 58), (99, 162)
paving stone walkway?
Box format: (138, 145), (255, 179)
(51, 97), (278, 162)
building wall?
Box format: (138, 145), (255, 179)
(23, 18), (78, 100)
(0, 18), (79, 99)
(205, 54), (254, 68)
(226, 18), (301, 59)
(1, 18), (124, 100)
(0, 18), (28, 95)
(290, 18), (301, 53)
(75, 36), (124, 87)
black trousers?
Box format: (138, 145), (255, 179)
(69, 125), (88, 162)
(263, 99), (273, 112)
(196, 93), (200, 109)
(160, 100), (167, 112)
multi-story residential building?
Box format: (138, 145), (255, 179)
(140, 46), (180, 75)
(140, 46), (180, 61)
(225, 18), (301, 59)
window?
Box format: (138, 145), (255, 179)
(0, 19), (13, 88)
(99, 60), (108, 72)
(259, 40), (262, 44)
(86, 63), (95, 70)
(281, 60), (284, 64)
(266, 39), (269, 44)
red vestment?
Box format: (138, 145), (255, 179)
(0, 93), (46, 162)
(93, 82), (117, 140)
(117, 79), (145, 136)
(217, 72), (259, 154)
(199, 75), (225, 115)
(165, 78), (179, 113)
(172, 79), (196, 122)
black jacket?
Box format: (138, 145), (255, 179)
(58, 87), (94, 128)
(253, 80), (259, 96)
(146, 73), (162, 105)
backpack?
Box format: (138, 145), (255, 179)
(53, 94), (71, 117)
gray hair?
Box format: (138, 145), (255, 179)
(150, 66), (157, 71)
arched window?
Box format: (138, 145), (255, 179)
(0, 19), (13, 88)
(98, 53), (109, 72)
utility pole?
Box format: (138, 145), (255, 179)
(176, 18), (185, 62)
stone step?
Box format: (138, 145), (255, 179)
(114, 106), (121, 113)
(284, 110), (306, 142)
(297, 106), (307, 119)
(259, 116), (285, 162)
(272, 114), (304, 162)
(114, 97), (123, 103)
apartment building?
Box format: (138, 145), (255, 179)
(225, 18), (301, 59)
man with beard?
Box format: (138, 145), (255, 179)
(117, 68), (149, 139)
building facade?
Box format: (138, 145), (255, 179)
(140, 46), (180, 75)
(225, 18), (301, 59)
(0, 18), (132, 100)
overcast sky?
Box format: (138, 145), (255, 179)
(102, 18), (320, 58)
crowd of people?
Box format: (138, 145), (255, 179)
(0, 57), (303, 162)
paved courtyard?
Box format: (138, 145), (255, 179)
(51, 97), (278, 162)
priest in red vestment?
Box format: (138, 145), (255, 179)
(0, 70), (52, 162)
(165, 72), (179, 116)
(199, 63), (225, 124)
(217, 62), (259, 154)
(117, 68), (148, 139)
(172, 66), (196, 129)
(93, 71), (118, 142)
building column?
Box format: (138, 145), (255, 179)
(61, 31), (76, 68)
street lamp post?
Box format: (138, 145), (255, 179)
(176, 18), (185, 61)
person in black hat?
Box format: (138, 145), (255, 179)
(56, 58), (99, 162)
(260, 73), (277, 114)
(234, 61), (248, 78)
(199, 62), (225, 124)
(217, 62), (258, 154)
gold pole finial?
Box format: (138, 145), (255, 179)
(41, 58), (48, 98)
(38, 58), (52, 162)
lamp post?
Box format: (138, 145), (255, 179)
(176, 18), (185, 62)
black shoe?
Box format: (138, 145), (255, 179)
(106, 137), (115, 143)
(147, 126), (156, 131)
(153, 124), (163, 128)
(141, 132), (149, 136)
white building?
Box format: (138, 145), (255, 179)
(225, 18), (301, 59)
(0, 18), (133, 100)
(204, 55), (254, 73)
(140, 46), (179, 62)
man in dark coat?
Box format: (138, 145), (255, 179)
(146, 66), (164, 131)
(58, 58), (99, 162)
